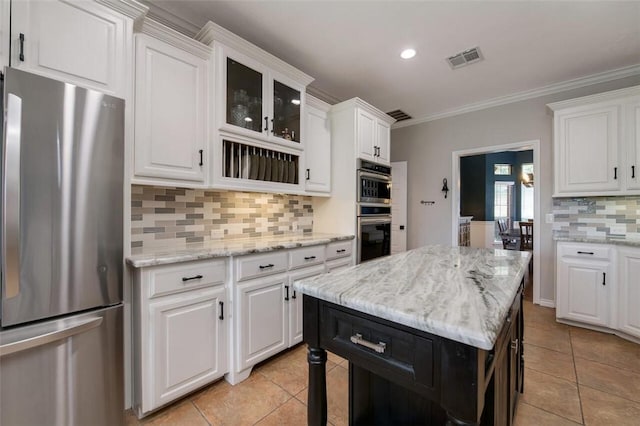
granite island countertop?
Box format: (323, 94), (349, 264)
(126, 233), (355, 268)
(293, 245), (531, 350)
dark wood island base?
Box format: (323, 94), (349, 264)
(303, 279), (524, 426)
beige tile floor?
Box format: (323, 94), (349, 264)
(126, 288), (640, 426)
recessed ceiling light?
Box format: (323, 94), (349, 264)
(400, 48), (416, 59)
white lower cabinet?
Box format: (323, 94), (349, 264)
(556, 242), (640, 341)
(133, 259), (227, 417)
(556, 255), (611, 327)
(236, 273), (288, 371)
(288, 265), (326, 346)
(149, 287), (226, 408)
(618, 247), (640, 338)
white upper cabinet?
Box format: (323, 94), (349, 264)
(9, 0), (139, 97)
(333, 98), (395, 167)
(549, 85), (640, 197)
(376, 119), (391, 164)
(0, 0), (9, 69)
(133, 23), (210, 185)
(357, 109), (377, 162)
(196, 21), (314, 195)
(625, 97), (640, 190)
(216, 44), (306, 150)
(304, 95), (331, 194)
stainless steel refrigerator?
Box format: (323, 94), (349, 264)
(0, 68), (124, 425)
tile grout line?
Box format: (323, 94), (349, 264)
(569, 327), (586, 425)
(189, 400), (212, 426)
(518, 401), (582, 425)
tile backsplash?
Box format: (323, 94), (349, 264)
(131, 185), (313, 249)
(552, 196), (640, 240)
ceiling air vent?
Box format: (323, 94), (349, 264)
(387, 109), (412, 122)
(447, 47), (483, 69)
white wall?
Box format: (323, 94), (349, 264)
(390, 75), (640, 303)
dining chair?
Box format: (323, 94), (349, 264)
(497, 218), (517, 250)
(519, 222), (533, 251)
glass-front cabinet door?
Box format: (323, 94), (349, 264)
(272, 80), (301, 143)
(219, 45), (306, 150)
(226, 57), (264, 134)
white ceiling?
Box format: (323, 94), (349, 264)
(147, 1), (640, 126)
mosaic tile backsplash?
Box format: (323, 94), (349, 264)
(131, 185), (313, 249)
(552, 196), (640, 240)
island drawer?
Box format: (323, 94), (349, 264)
(235, 251), (288, 282)
(320, 303), (438, 398)
(289, 245), (326, 270)
(326, 241), (352, 260)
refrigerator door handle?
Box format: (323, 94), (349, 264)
(2, 93), (23, 299)
(0, 317), (103, 357)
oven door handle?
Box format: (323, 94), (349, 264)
(359, 216), (392, 225)
(358, 170), (391, 182)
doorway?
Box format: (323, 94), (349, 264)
(451, 140), (541, 305)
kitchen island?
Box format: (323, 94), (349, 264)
(293, 245), (531, 425)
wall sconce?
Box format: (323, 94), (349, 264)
(441, 178), (449, 198)
(522, 172), (534, 188)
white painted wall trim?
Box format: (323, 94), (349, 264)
(394, 64), (640, 129)
(451, 139), (542, 305)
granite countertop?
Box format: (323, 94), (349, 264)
(553, 235), (640, 247)
(293, 245), (531, 350)
(126, 233), (355, 268)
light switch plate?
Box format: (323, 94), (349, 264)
(545, 213), (554, 224)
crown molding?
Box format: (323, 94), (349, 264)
(547, 84), (640, 111)
(306, 85), (342, 106)
(196, 21), (314, 87)
(331, 97), (396, 125)
(96, 0), (148, 21)
(139, 0), (201, 38)
(393, 63), (640, 130)
(306, 94), (331, 112)
(138, 19), (211, 59)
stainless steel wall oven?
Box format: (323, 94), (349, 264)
(357, 160), (392, 263)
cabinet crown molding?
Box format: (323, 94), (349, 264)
(195, 21), (314, 87)
(138, 19), (211, 59)
(96, 0), (148, 21)
(331, 97), (396, 125)
(306, 94), (331, 112)
(547, 84), (640, 111)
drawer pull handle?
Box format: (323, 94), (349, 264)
(259, 263), (275, 270)
(19, 33), (25, 61)
(350, 333), (387, 354)
(511, 338), (519, 351)
(292, 290), (297, 299)
(614, 167), (618, 180)
(577, 251), (594, 255)
(602, 272), (606, 286)
(285, 285), (290, 301)
(304, 256), (316, 260)
(182, 274), (203, 282)
(219, 301), (224, 320)
(336, 249), (346, 253)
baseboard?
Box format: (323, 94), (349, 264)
(536, 298), (555, 308)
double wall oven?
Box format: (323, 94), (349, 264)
(357, 160), (392, 263)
